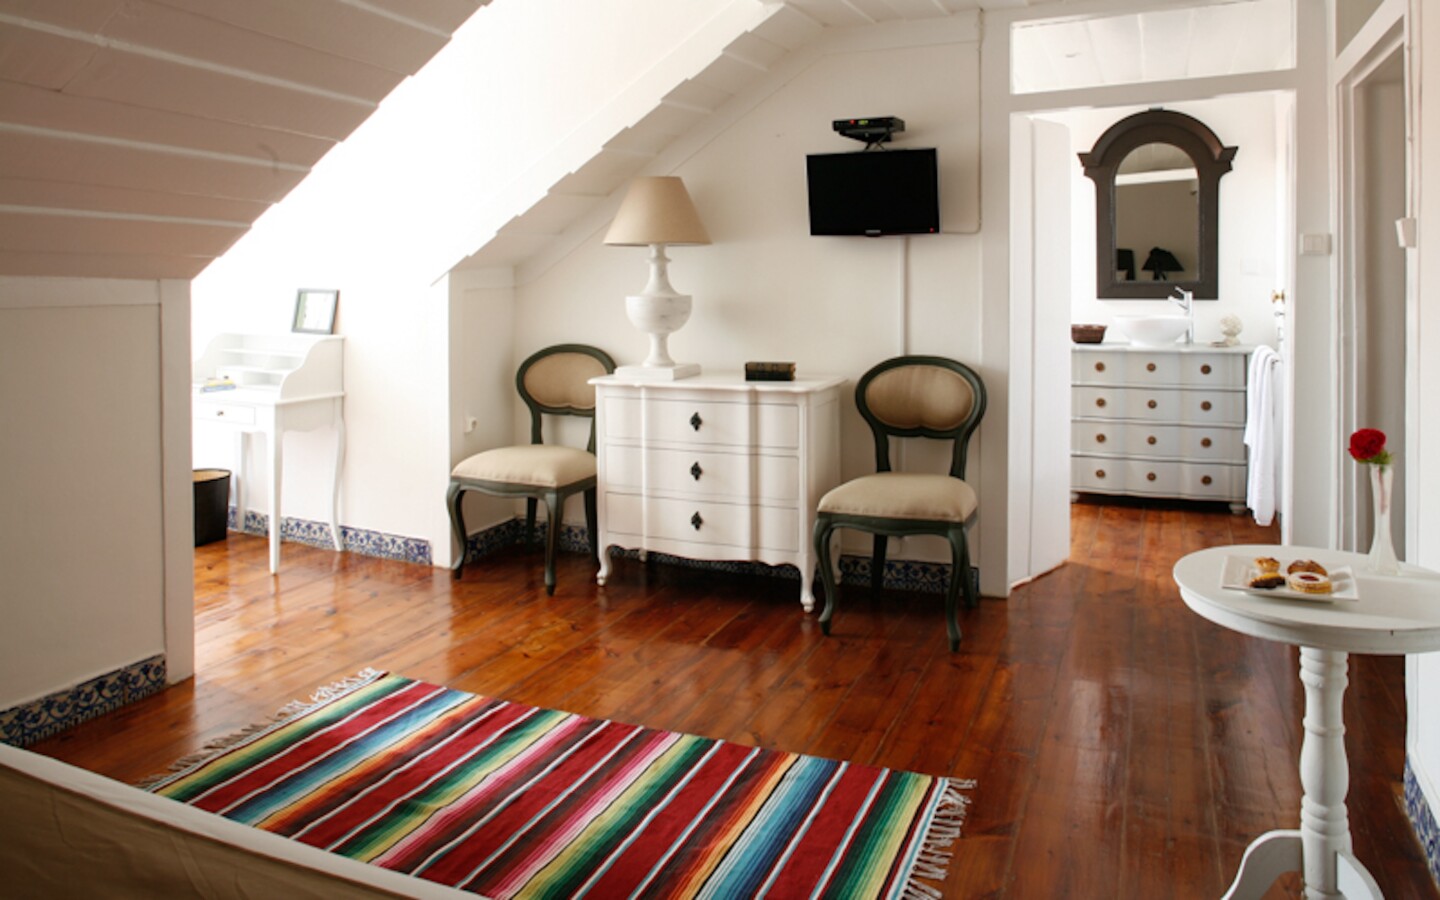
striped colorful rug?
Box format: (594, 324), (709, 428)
(145, 670), (971, 899)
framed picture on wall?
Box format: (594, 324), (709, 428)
(292, 288), (339, 334)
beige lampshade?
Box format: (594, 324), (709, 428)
(604, 176), (711, 246)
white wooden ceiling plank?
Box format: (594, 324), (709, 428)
(148, 0), (452, 74)
(64, 49), (373, 141)
(455, 234), (546, 270)
(0, 177), (268, 222)
(691, 54), (768, 96)
(1137, 7), (1194, 84)
(603, 126), (670, 158)
(0, 210), (243, 257)
(844, 0), (902, 25)
(101, 0), (404, 102)
(0, 132), (306, 203)
(358, 0), (488, 34)
(0, 81), (332, 167)
(1085, 15), (1142, 91)
(781, 0), (878, 29)
(500, 193), (601, 236)
(724, 32), (789, 71)
(0, 0), (122, 31)
(0, 20), (96, 89)
(0, 249), (211, 278)
(627, 103), (709, 140)
(662, 79), (734, 115)
(883, 0), (953, 20)
(750, 4), (825, 51)
(551, 150), (651, 198)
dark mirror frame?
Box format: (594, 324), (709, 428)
(1079, 109), (1237, 299)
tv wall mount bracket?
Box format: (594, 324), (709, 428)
(833, 116), (904, 150)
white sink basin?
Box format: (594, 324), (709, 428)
(1113, 314), (1190, 347)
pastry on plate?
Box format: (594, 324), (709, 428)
(1254, 556), (1281, 574)
(1287, 571), (1334, 594)
(1287, 559), (1328, 576)
(1248, 573), (1288, 590)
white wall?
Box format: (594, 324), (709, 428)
(191, 0), (736, 554)
(510, 19), (993, 583)
(0, 277), (192, 710)
(1408, 0), (1440, 853)
(1059, 94), (1287, 349)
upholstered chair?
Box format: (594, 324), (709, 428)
(447, 344), (615, 594)
(813, 356), (987, 650)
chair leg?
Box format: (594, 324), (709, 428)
(959, 526), (978, 609)
(871, 534), (888, 593)
(814, 517), (839, 636)
(584, 488), (599, 562)
(526, 498), (539, 547)
(945, 529), (965, 652)
(446, 482), (467, 579)
(542, 493), (561, 596)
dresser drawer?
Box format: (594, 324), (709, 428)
(604, 446), (799, 502)
(1073, 385), (1244, 425)
(1074, 350), (1245, 388)
(193, 400), (256, 426)
(1070, 421), (1245, 462)
(1071, 457), (1244, 500)
(605, 493), (800, 552)
(602, 397), (799, 449)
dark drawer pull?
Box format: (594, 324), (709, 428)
(1146, 472), (1157, 482)
(1095, 433), (1106, 444)
(690, 512), (703, 530)
(1146, 362), (1157, 372)
(1201, 401), (1213, 411)
(1096, 398), (1107, 408)
(1147, 399), (1158, 409)
(690, 412), (702, 431)
(1201, 364), (1213, 375)
(690, 462), (702, 481)
(1147, 435), (1157, 445)
(1201, 437), (1213, 448)
(1202, 475), (1214, 486)
(1095, 361), (1106, 372)
(1095, 469), (1106, 479)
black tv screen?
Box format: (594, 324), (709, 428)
(806, 148), (939, 236)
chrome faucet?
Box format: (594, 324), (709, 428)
(1170, 287), (1195, 344)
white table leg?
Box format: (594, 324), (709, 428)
(233, 430), (247, 531)
(330, 410), (345, 551)
(267, 426), (282, 575)
(799, 561), (816, 613)
(1298, 647), (1352, 899)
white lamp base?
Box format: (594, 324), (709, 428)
(614, 361), (702, 380)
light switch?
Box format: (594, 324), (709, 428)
(1299, 233), (1332, 255)
(1396, 217), (1418, 248)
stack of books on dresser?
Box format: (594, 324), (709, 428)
(198, 376), (236, 392)
(744, 361), (795, 382)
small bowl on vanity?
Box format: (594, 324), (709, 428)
(1112, 314), (1191, 347)
(1071, 324), (1108, 344)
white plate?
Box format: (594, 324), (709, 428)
(1219, 555), (1359, 602)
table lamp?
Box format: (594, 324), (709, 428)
(604, 176), (711, 379)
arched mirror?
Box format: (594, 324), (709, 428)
(1079, 109), (1237, 299)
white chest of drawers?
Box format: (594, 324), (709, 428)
(1071, 345), (1251, 511)
(590, 373), (844, 610)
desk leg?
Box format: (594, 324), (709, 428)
(268, 427), (282, 575)
(330, 412), (345, 552)
(233, 431), (247, 531)
(1222, 829), (1302, 900)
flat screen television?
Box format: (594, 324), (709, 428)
(806, 148), (939, 236)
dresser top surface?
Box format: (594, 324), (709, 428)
(1072, 342), (1257, 355)
(591, 372), (845, 393)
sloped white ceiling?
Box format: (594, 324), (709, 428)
(0, 0), (486, 279)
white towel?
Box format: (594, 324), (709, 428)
(1244, 346), (1282, 526)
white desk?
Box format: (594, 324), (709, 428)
(193, 334), (345, 574)
(590, 373), (843, 611)
(1173, 544), (1440, 899)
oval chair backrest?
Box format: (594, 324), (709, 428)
(856, 356), (986, 479)
(516, 344), (616, 448)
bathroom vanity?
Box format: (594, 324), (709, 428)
(1071, 344), (1250, 512)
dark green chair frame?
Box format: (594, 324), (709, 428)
(447, 343), (615, 594)
(813, 355), (987, 650)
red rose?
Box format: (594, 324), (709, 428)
(1349, 428), (1388, 462)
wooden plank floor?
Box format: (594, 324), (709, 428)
(29, 498), (1438, 898)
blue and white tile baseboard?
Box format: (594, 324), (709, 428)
(1406, 757), (1440, 890)
(0, 654), (166, 748)
(229, 509), (976, 595)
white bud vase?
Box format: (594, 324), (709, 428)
(1367, 464), (1400, 576)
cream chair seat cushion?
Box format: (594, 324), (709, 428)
(451, 445), (595, 489)
(817, 472), (977, 522)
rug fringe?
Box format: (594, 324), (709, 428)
(134, 668), (386, 791)
(898, 777), (975, 899)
